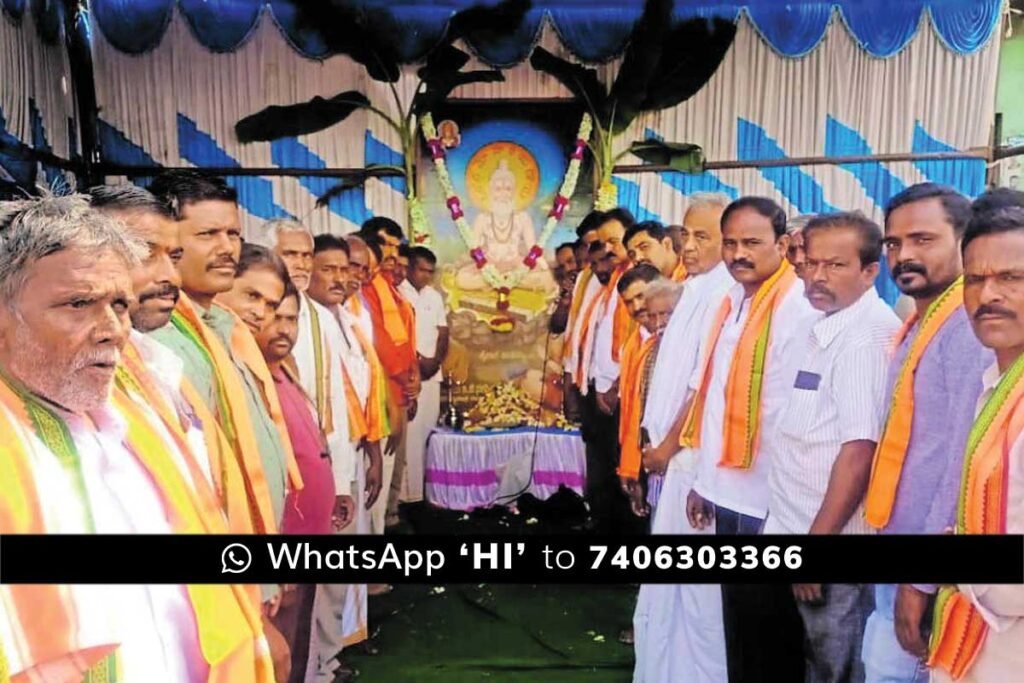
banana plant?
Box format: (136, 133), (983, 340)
(234, 0), (531, 240)
(529, 0), (734, 209)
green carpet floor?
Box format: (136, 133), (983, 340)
(346, 583), (637, 682)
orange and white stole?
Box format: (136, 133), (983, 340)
(679, 260), (798, 468)
(670, 262), (687, 283)
(617, 328), (658, 479)
(929, 351), (1024, 679)
(864, 277), (964, 529)
(170, 295), (278, 534)
(0, 375), (272, 682)
(575, 267), (628, 387)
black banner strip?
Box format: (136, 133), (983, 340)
(1, 535), (1020, 585)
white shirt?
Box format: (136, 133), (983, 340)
(399, 281), (448, 383)
(763, 288), (899, 535)
(591, 287), (622, 394)
(332, 304), (371, 411)
(8, 401), (204, 682)
(691, 277), (817, 519)
(294, 294), (354, 489)
(642, 261), (734, 448)
(352, 294), (375, 345)
(130, 330), (216, 493)
(563, 273), (603, 378)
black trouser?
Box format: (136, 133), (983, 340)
(715, 504), (805, 683)
(580, 386), (640, 535)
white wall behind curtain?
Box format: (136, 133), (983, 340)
(1, 9), (78, 183)
(91, 9), (999, 237)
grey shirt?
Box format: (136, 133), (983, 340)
(881, 306), (993, 536)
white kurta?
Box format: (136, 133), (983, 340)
(293, 294), (354, 493)
(0, 399), (204, 683)
(307, 299), (371, 674)
(632, 263), (734, 683)
(398, 282), (447, 502)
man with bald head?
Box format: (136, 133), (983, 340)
(633, 192), (737, 683)
(0, 195), (271, 681)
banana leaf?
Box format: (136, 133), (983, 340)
(288, 1), (401, 82)
(640, 18), (736, 112)
(607, 0), (671, 133)
(628, 140), (705, 173)
(529, 47), (607, 120)
(235, 91), (371, 143)
(446, 0), (533, 47)
(315, 164), (404, 208)
(415, 70), (506, 115)
(418, 45), (473, 82)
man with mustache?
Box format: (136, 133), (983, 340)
(548, 241), (580, 337)
(860, 183), (993, 683)
(254, 282), (343, 683)
(633, 191), (735, 683)
(764, 213), (900, 681)
(0, 195), (273, 681)
(614, 263), (664, 524)
(149, 172), (300, 539)
(147, 173), (302, 678)
(624, 221), (686, 282)
(309, 235), (393, 605)
(683, 196), (817, 682)
(343, 235), (376, 342)
(559, 211), (607, 427)
(397, 246), (449, 506)
(929, 192), (1024, 683)
(584, 208), (638, 534)
(262, 222), (381, 680)
(357, 217), (419, 532)
(90, 185), (258, 534)
(786, 214), (812, 277)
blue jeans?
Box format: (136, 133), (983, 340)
(861, 584), (930, 683)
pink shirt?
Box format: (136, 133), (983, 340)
(274, 369), (336, 535)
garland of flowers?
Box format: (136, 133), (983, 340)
(420, 112), (593, 292)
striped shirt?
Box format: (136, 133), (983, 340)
(763, 288), (900, 535)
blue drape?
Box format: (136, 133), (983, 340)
(87, 1), (1002, 62)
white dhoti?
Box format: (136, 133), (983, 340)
(314, 448), (370, 681)
(633, 452), (727, 683)
(401, 381), (440, 503)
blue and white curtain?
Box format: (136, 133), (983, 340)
(2, 0), (1005, 296)
(0, 2), (78, 193)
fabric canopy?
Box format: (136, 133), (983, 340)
(75, 0), (1003, 64)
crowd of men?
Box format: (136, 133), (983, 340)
(550, 186), (1024, 683)
(1, 171), (1023, 683)
(0, 171), (449, 682)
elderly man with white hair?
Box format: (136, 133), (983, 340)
(632, 191), (736, 683)
(0, 194), (272, 682)
(257, 218), (381, 682)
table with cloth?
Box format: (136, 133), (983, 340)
(424, 427), (586, 511)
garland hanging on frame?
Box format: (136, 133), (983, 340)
(420, 112), (593, 292)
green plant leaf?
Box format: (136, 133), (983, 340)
(415, 70), (505, 115)
(235, 91), (371, 143)
(640, 18), (736, 112)
(608, 0), (672, 133)
(288, 1), (401, 82)
(528, 47), (607, 120)
(445, 0), (533, 46)
(314, 164), (406, 207)
(628, 140), (705, 173)
(418, 45), (473, 82)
